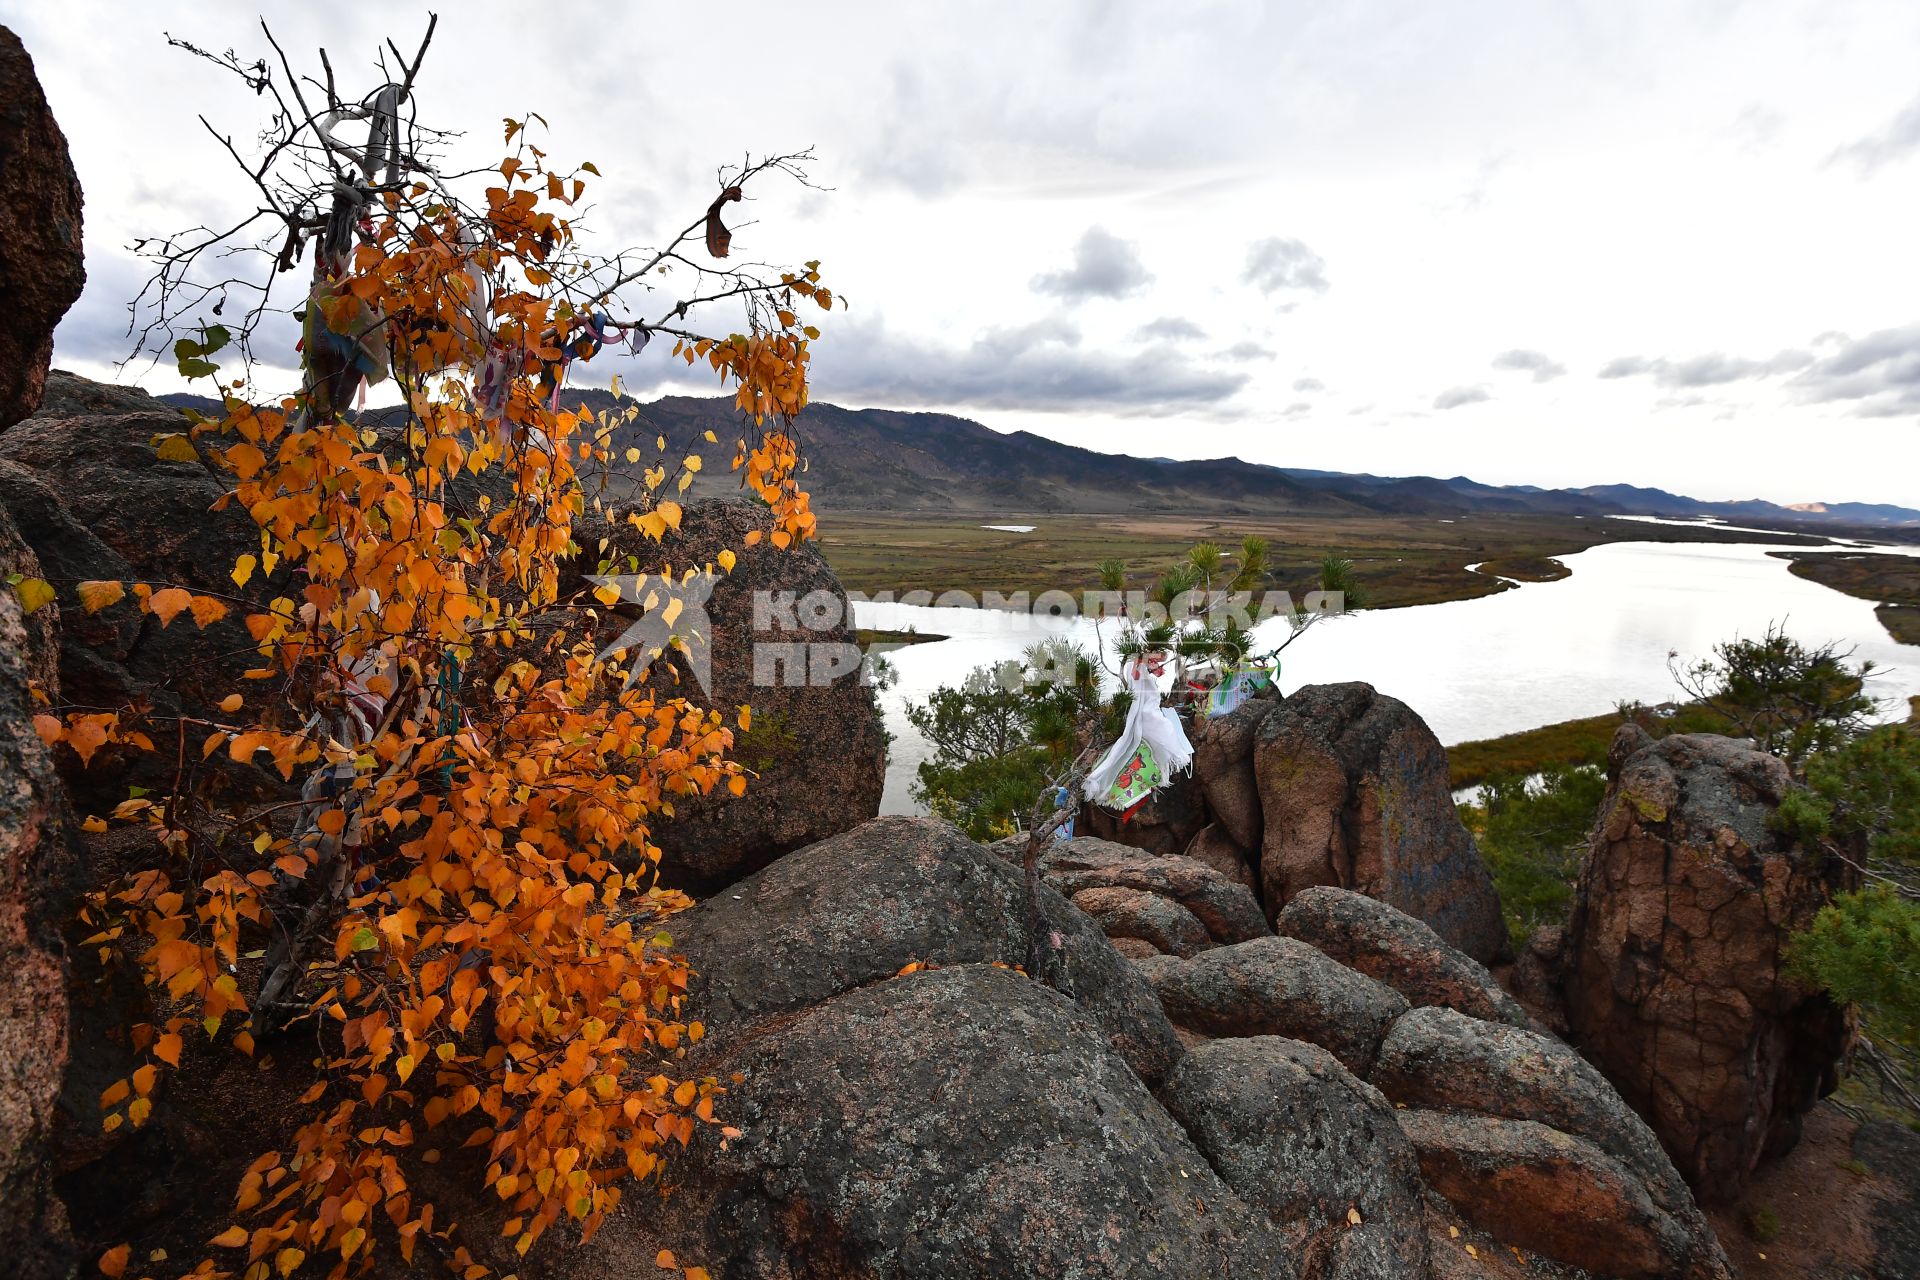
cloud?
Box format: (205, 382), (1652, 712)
(1789, 323), (1920, 417)
(1292, 377), (1325, 392)
(810, 313), (1249, 414)
(1598, 355), (1657, 379)
(1598, 348), (1812, 388)
(1829, 92), (1920, 175)
(1596, 328), (1920, 418)
(1242, 236), (1329, 301)
(1031, 226), (1152, 301)
(1491, 348), (1565, 381)
(1217, 341), (1273, 362)
(1134, 315), (1208, 342)
(1433, 385), (1491, 410)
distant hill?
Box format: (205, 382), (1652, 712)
(158, 387), (1920, 527)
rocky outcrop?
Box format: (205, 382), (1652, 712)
(1277, 885), (1533, 1028)
(0, 30), (85, 431)
(0, 398), (285, 808)
(1373, 1007), (1702, 1233)
(1163, 1036), (1427, 1280)
(1563, 730), (1852, 1200)
(0, 502), (79, 1280)
(1013, 835), (1270, 959)
(1191, 696), (1273, 852)
(670, 816), (1182, 1087)
(1398, 1111), (1730, 1280)
(1182, 820), (1257, 888)
(1253, 682), (1509, 963)
(658, 964), (1289, 1279)
(567, 499), (885, 892)
(1147, 937), (1407, 1075)
(1074, 849), (1733, 1279)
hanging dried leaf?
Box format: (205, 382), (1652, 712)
(704, 185), (742, 258)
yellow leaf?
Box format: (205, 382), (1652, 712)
(13, 577), (55, 615)
(1346, 1206), (1362, 1226)
(682, 454), (702, 473)
(219, 694), (243, 713)
(703, 430), (717, 442)
(657, 501), (682, 531)
(82, 815), (108, 833)
(717, 549), (736, 573)
(155, 1032), (183, 1066)
(686, 1269), (711, 1280)
(655, 1250), (676, 1270)
(77, 580), (126, 614)
(275, 1248), (305, 1277)
(727, 775), (746, 797)
(189, 595), (229, 627)
(231, 555), (257, 587)
(98, 1244), (130, 1278)
(153, 433), (199, 463)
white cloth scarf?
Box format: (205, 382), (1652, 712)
(1084, 656), (1194, 804)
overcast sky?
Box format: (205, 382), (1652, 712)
(11, 0), (1920, 505)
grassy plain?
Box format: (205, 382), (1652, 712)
(818, 509), (1820, 609)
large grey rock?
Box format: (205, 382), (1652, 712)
(1398, 1110), (1733, 1280)
(1254, 683), (1508, 963)
(659, 965), (1293, 1279)
(1148, 937), (1407, 1075)
(1276, 886), (1532, 1028)
(672, 816), (1182, 1087)
(1018, 836), (1270, 958)
(1163, 1037), (1426, 1280)
(1563, 730), (1851, 1199)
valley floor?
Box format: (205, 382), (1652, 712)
(818, 509), (1832, 610)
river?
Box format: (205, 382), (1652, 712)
(854, 537), (1920, 815)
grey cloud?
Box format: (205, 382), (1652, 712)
(1292, 377), (1325, 392)
(1789, 323), (1920, 417)
(1218, 341), (1274, 362)
(1596, 327), (1920, 418)
(1491, 348), (1565, 381)
(1433, 385), (1491, 410)
(1829, 92), (1920, 175)
(1032, 226), (1152, 301)
(1134, 315), (1208, 342)
(1598, 355), (1658, 379)
(1242, 237), (1329, 301)
(1598, 348), (1813, 388)
(811, 313), (1248, 414)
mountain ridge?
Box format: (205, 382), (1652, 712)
(158, 387), (1920, 526)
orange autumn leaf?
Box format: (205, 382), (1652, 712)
(144, 587), (193, 626)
